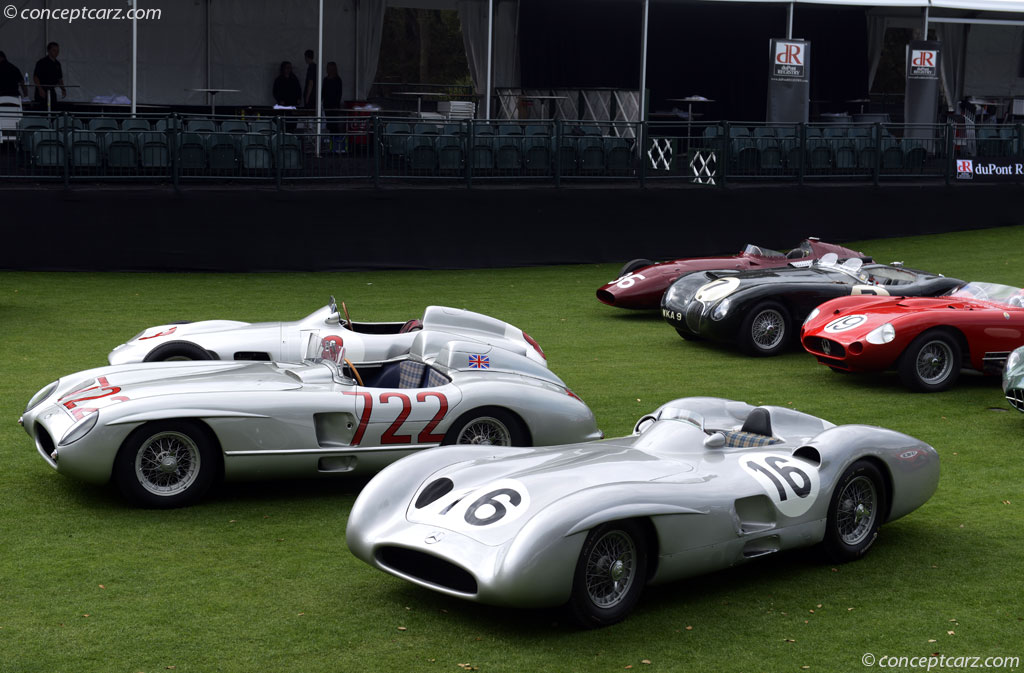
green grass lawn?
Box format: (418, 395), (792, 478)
(1, 227), (1022, 673)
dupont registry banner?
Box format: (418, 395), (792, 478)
(904, 40), (941, 141)
(767, 38), (810, 123)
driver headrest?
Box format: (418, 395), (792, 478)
(740, 407), (773, 437)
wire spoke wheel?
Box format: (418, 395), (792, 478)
(134, 431), (202, 496)
(915, 339), (954, 385)
(835, 475), (878, 547)
(751, 308), (786, 350)
(583, 530), (637, 609)
(456, 417), (512, 445)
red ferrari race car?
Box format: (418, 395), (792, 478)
(597, 238), (870, 310)
(801, 281), (1024, 392)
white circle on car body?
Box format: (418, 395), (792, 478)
(824, 314), (867, 333)
(695, 276), (740, 303)
(412, 478), (531, 532)
(740, 452), (821, 518)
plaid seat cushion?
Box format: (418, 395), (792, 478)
(424, 367), (449, 388)
(721, 430), (782, 448)
(397, 360), (426, 388)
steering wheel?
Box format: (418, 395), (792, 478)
(342, 301), (352, 328)
(343, 358), (364, 386)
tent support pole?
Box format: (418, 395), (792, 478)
(131, 0), (137, 117)
(923, 6), (930, 37)
(639, 0), (649, 122)
(316, 0), (324, 157)
(786, 2), (793, 39)
(485, 0), (493, 120)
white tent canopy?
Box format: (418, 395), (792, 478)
(2, 0), (1024, 116)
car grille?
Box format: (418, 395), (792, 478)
(685, 301), (703, 333)
(1006, 388), (1024, 412)
(376, 546), (478, 595)
(806, 337), (846, 359)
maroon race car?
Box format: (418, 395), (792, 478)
(801, 281), (1024, 392)
(596, 238), (870, 310)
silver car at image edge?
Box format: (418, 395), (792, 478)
(20, 335), (600, 508)
(347, 397), (939, 627)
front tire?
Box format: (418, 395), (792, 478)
(823, 460), (888, 563)
(143, 341), (213, 362)
(567, 521), (648, 628)
(442, 407), (528, 446)
(898, 330), (961, 392)
(739, 301), (791, 356)
(113, 420), (218, 508)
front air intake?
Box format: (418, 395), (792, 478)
(376, 546), (478, 594)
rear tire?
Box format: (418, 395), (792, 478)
(143, 341), (213, 362)
(898, 330), (961, 392)
(442, 407), (528, 446)
(739, 301), (791, 356)
(113, 420), (218, 508)
(823, 460), (887, 563)
(567, 520), (648, 628)
(618, 258), (653, 278)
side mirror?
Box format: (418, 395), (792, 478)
(703, 432), (726, 449)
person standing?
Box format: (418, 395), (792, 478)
(322, 61), (344, 148)
(303, 49), (317, 111)
(33, 42), (66, 110)
(273, 61), (301, 107)
(0, 51), (28, 99)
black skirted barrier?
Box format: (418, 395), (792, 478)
(1, 184), (1021, 272)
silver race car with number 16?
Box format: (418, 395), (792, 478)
(348, 397), (938, 627)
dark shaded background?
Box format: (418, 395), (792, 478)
(519, 0), (869, 121)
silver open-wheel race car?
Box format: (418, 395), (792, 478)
(20, 336), (599, 508)
(108, 296), (548, 367)
(347, 397), (939, 627)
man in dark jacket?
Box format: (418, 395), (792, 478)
(33, 42), (65, 109)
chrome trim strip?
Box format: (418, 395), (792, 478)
(224, 444), (435, 456)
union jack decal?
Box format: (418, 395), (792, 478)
(468, 354), (490, 369)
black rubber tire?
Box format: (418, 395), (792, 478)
(738, 301), (792, 356)
(898, 330), (961, 392)
(113, 420), (218, 508)
(567, 520), (648, 628)
(822, 460), (888, 563)
(143, 341), (214, 362)
(442, 407), (528, 446)
(618, 258), (653, 278)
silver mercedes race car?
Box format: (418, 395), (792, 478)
(108, 297), (548, 367)
(20, 336), (600, 508)
(347, 397), (938, 627)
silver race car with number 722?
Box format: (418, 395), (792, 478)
(20, 336), (600, 508)
(348, 397), (938, 627)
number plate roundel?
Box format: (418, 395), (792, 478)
(741, 452), (821, 518)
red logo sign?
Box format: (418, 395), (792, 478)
(912, 50), (935, 67)
(776, 43), (803, 65)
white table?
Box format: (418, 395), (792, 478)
(667, 96), (714, 151)
(393, 91), (448, 114)
(186, 88), (240, 116)
(34, 84), (81, 113)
